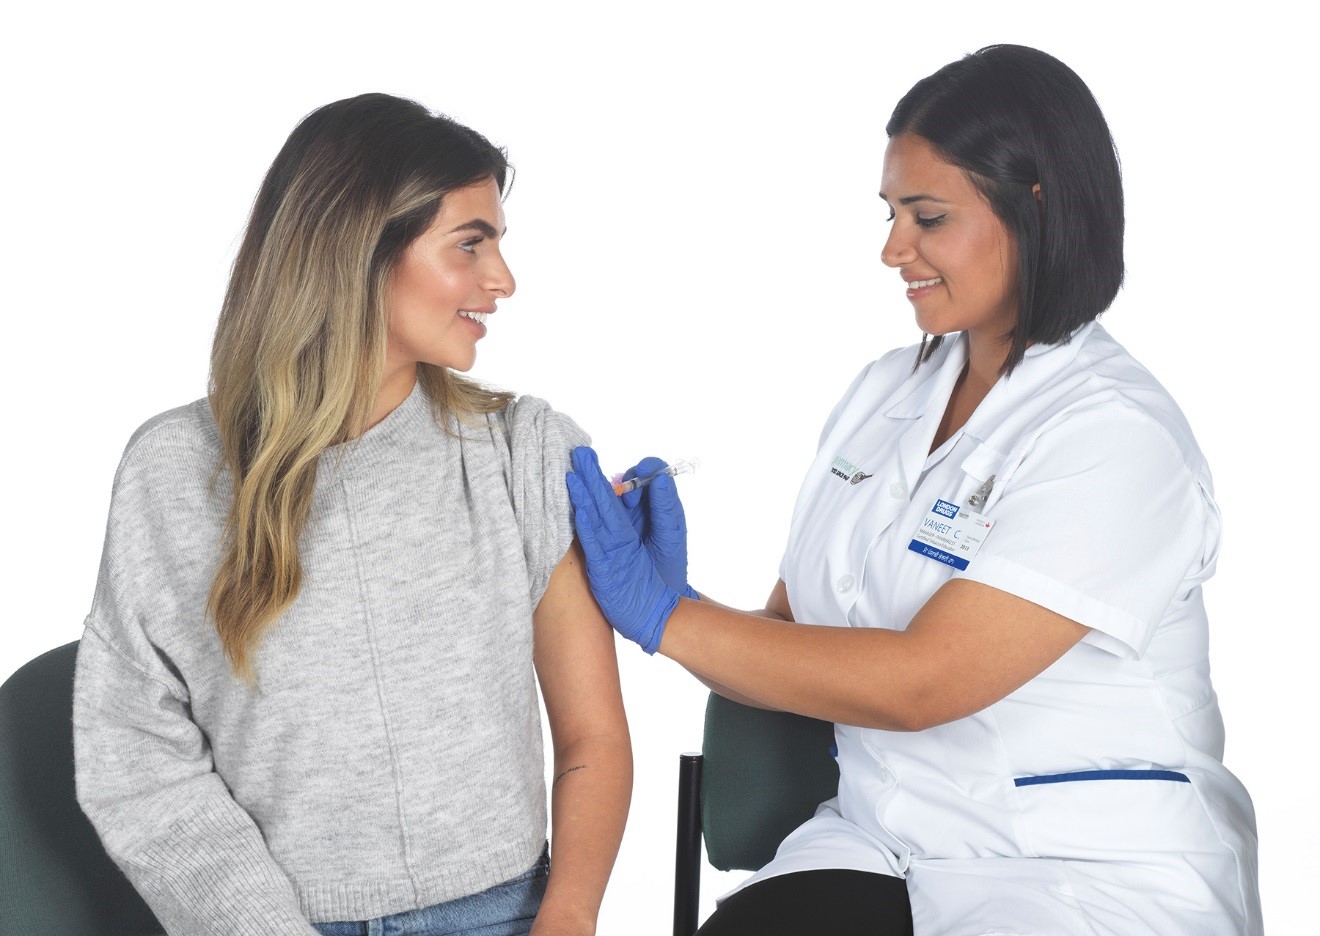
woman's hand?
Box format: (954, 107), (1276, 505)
(566, 446), (686, 653)
(618, 456), (698, 599)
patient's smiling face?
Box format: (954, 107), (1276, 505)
(385, 178), (515, 376)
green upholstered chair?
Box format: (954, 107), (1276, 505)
(673, 692), (840, 936)
(0, 640), (163, 934)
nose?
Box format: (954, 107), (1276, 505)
(485, 249), (516, 299)
(881, 220), (916, 268)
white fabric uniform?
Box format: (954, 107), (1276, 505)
(739, 322), (1261, 935)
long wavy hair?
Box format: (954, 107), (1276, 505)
(207, 93), (513, 682)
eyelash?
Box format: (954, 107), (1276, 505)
(884, 210), (947, 229)
(458, 237), (484, 254)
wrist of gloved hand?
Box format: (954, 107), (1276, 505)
(632, 585), (695, 654)
(634, 587), (681, 654)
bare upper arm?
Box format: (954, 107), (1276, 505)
(533, 539), (628, 750)
(900, 578), (1089, 729)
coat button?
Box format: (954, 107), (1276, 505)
(889, 481), (908, 499)
(835, 574), (855, 593)
(877, 764), (894, 783)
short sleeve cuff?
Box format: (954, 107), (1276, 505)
(955, 552), (1149, 660)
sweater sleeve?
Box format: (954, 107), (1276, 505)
(501, 396), (591, 608)
(72, 428), (320, 936)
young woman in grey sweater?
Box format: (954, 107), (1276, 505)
(72, 93), (631, 936)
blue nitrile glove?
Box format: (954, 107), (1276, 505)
(619, 456), (699, 600)
(567, 446), (685, 654)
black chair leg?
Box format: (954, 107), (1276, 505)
(674, 752), (704, 936)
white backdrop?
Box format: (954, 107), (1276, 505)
(2, 2), (1313, 932)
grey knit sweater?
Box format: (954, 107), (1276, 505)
(73, 380), (588, 934)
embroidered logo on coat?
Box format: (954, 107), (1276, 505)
(829, 456), (872, 485)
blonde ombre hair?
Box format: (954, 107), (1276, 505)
(207, 94), (513, 682)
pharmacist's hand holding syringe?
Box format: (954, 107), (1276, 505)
(566, 446), (787, 710)
(565, 447), (692, 654)
(612, 455), (699, 600)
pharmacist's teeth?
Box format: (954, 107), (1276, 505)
(458, 311), (489, 324)
(908, 277), (943, 289)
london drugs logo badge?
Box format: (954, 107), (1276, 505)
(931, 499), (960, 519)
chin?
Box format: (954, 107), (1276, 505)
(419, 347), (478, 373)
(914, 315), (959, 338)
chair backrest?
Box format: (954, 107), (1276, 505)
(0, 641), (162, 934)
(699, 692), (840, 872)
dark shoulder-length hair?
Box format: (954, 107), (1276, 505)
(887, 44), (1124, 374)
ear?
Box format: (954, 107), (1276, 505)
(1031, 182), (1042, 204)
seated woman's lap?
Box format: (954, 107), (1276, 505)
(696, 869), (913, 936)
(312, 850), (547, 936)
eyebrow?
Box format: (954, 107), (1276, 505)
(446, 219), (506, 238)
(877, 192), (950, 206)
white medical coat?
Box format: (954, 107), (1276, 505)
(741, 322), (1261, 935)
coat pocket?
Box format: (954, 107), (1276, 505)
(1013, 769), (1225, 858)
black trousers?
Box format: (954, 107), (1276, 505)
(696, 869), (914, 936)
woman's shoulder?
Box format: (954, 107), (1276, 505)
(488, 395), (591, 455)
(97, 397), (227, 565)
(821, 343), (921, 413)
(857, 342), (928, 385)
(114, 396), (221, 490)
(1011, 323), (1212, 486)
(813, 341), (939, 446)
(1068, 324), (1205, 460)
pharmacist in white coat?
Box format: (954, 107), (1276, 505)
(567, 45), (1261, 936)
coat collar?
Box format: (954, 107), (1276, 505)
(881, 322), (1097, 426)
(881, 335), (967, 421)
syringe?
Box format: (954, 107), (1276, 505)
(611, 459), (699, 496)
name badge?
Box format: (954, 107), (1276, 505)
(907, 498), (995, 571)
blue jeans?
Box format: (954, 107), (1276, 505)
(313, 848), (549, 936)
